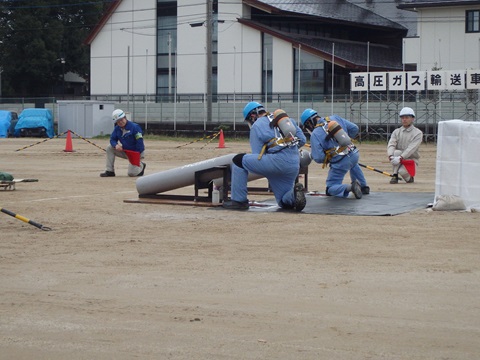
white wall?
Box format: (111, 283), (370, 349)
(217, 1), (244, 94)
(90, 0), (156, 96)
(217, 1), (262, 94)
(89, 0), (299, 96)
(177, 0), (207, 94)
(218, 24), (262, 94)
(405, 4), (480, 71)
(272, 37), (293, 93)
(403, 37), (420, 65)
(238, 26), (262, 93)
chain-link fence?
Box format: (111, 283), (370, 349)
(1, 91), (479, 141)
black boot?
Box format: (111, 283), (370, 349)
(137, 162), (146, 177)
(100, 171), (115, 177)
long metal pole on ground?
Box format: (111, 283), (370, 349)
(1, 207), (52, 231)
(358, 163), (393, 177)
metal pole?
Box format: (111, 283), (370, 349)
(366, 41), (370, 133)
(206, 0), (213, 123)
(402, 39), (405, 106)
(1, 207), (52, 231)
(233, 46), (236, 131)
(127, 46), (130, 112)
(62, 58), (65, 98)
(145, 49), (148, 130)
(331, 43), (334, 114)
(174, 47), (178, 133)
(265, 46), (267, 103)
(168, 32), (172, 95)
(297, 44), (301, 123)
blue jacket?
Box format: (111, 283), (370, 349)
(250, 115), (306, 155)
(310, 114), (358, 164)
(110, 120), (145, 153)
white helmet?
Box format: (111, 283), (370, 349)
(399, 107), (415, 117)
(112, 109), (126, 122)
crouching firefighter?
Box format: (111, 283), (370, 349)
(300, 108), (370, 199)
(223, 103), (307, 211)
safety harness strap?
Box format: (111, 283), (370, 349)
(322, 145), (355, 168)
(258, 137), (294, 160)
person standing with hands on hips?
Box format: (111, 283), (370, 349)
(100, 109), (146, 177)
(387, 107), (423, 184)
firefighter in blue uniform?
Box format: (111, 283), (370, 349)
(300, 108), (369, 199)
(223, 102), (307, 211)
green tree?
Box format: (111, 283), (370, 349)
(0, 0), (112, 97)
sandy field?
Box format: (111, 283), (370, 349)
(1, 135), (479, 360)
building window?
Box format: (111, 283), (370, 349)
(466, 10), (480, 33)
(262, 33), (272, 102)
(293, 50), (325, 98)
(157, 1), (177, 96)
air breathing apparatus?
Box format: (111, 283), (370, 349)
(257, 109), (300, 160)
(324, 120), (352, 147)
(270, 109), (299, 148)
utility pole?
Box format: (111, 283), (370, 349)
(168, 32), (172, 95)
(61, 58), (65, 98)
(206, 0), (213, 122)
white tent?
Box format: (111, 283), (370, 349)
(435, 120), (480, 209)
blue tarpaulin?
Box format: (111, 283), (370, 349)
(14, 108), (55, 138)
(0, 111), (12, 138)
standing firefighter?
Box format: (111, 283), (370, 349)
(387, 107), (423, 184)
(223, 102), (307, 211)
(301, 108), (369, 199)
(100, 109), (146, 177)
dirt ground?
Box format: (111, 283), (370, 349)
(1, 135), (479, 360)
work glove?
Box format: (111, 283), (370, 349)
(390, 156), (401, 166)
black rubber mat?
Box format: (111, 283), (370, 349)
(246, 192), (435, 216)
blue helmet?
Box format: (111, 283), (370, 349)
(300, 108), (318, 126)
(243, 101), (264, 121)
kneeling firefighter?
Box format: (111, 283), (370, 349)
(223, 104), (308, 211)
(300, 108), (369, 199)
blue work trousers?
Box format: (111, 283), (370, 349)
(231, 152), (299, 208)
(326, 151), (367, 197)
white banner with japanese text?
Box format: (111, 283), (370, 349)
(350, 70), (480, 91)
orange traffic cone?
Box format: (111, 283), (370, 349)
(217, 129), (226, 148)
(63, 130), (74, 152)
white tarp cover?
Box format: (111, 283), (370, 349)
(435, 120), (480, 208)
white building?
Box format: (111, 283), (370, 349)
(85, 0), (409, 98)
(400, 0), (480, 71)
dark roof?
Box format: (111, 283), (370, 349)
(238, 19), (404, 71)
(247, 0), (407, 31)
(84, 0), (121, 45)
(350, 0), (417, 37)
(85, 0), (405, 70)
(398, 0), (480, 10)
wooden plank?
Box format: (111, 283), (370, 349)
(124, 195), (222, 207)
